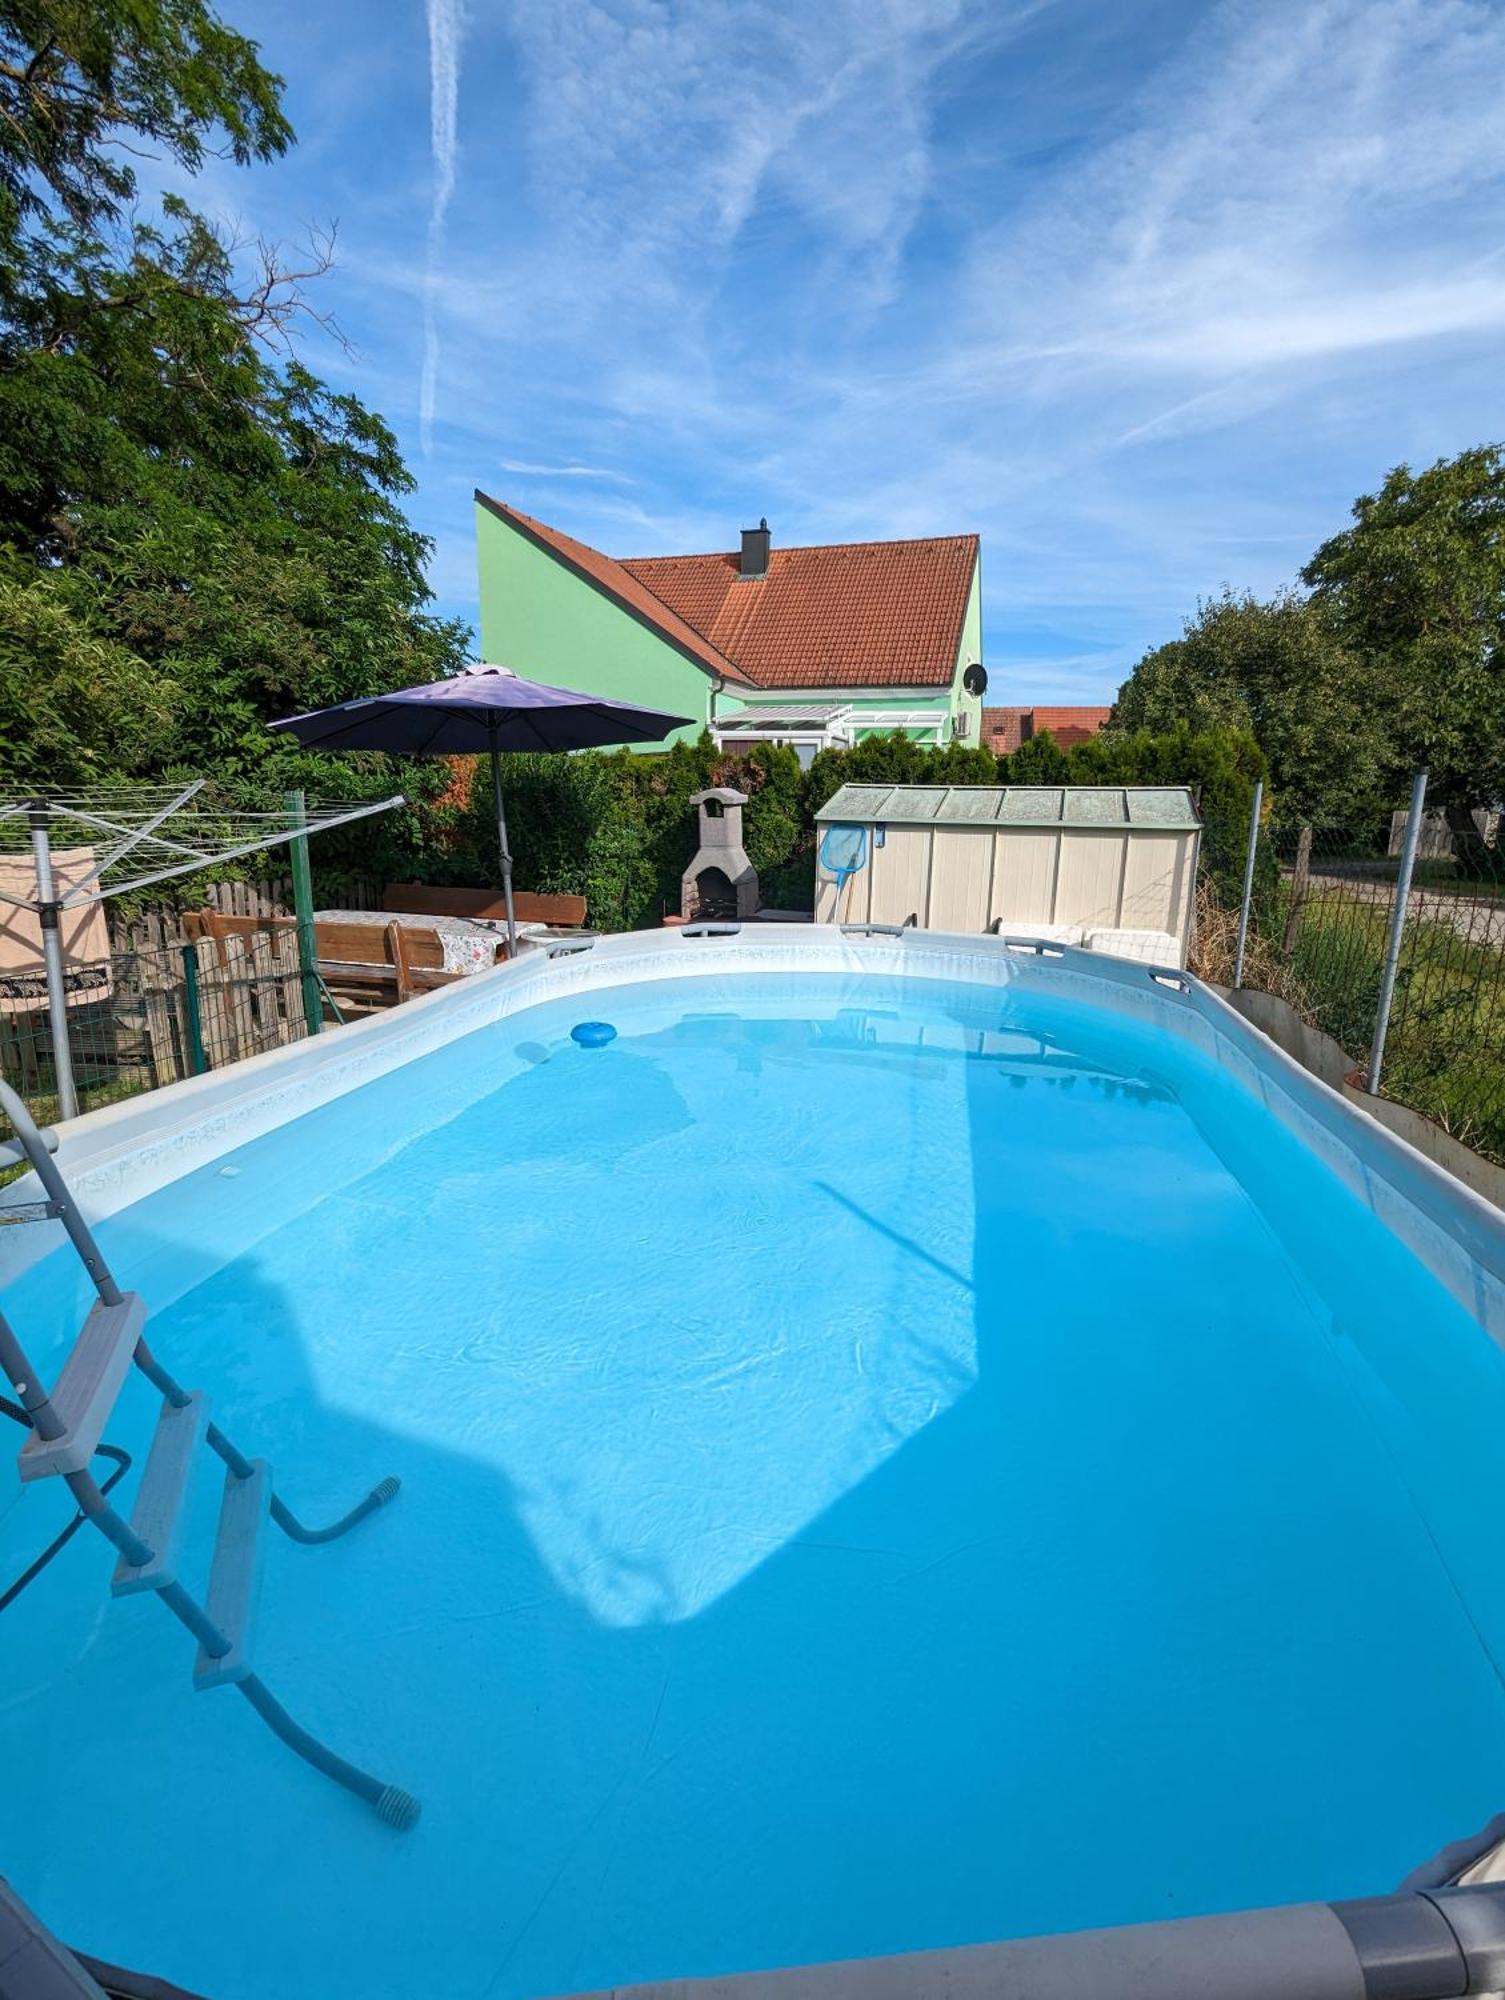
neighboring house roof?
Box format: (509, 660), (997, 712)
(1032, 705), (1113, 747)
(476, 495), (753, 687)
(983, 706), (1030, 754)
(982, 704), (1113, 753)
(477, 492), (978, 692)
(817, 783), (1200, 831)
(621, 536), (978, 690)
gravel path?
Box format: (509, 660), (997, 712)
(1302, 869), (1505, 950)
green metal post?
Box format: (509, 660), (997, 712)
(285, 790), (322, 1037)
(181, 943), (208, 1074)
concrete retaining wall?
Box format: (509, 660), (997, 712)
(1213, 983), (1505, 1211)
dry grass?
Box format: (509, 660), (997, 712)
(1189, 880), (1309, 1009)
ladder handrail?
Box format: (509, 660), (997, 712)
(0, 1076), (398, 1536)
(0, 1125), (57, 1169)
(0, 1077), (122, 1305)
(0, 1076), (419, 1827)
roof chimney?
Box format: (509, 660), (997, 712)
(739, 518), (770, 579)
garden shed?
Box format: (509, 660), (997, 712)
(814, 784), (1202, 965)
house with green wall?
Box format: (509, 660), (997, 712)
(474, 494), (987, 763)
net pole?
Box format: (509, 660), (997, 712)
(1370, 768), (1427, 1096)
(28, 806), (78, 1120)
(285, 791), (322, 1037)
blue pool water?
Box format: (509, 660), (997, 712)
(4, 970), (1505, 1999)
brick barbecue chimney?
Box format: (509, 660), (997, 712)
(681, 787), (760, 920)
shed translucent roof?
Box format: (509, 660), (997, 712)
(815, 784), (1201, 831)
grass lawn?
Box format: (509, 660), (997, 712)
(1256, 882), (1505, 1164)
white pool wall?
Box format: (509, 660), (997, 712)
(5, 920), (1505, 1339)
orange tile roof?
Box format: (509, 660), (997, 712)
(982, 706), (1030, 753)
(476, 496), (754, 686)
(478, 493), (978, 692)
(622, 536), (978, 689)
(984, 704), (1112, 753)
(1031, 706), (1112, 748)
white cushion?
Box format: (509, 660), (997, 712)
(1084, 928), (1183, 968)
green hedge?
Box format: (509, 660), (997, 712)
(431, 725), (1267, 929)
(452, 736), (807, 929)
(1041, 722), (1267, 903)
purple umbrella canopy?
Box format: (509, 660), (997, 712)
(270, 664), (694, 953)
(269, 662), (693, 758)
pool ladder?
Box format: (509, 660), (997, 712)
(0, 1080), (420, 1830)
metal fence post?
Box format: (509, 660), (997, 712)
(181, 943), (209, 1075)
(1370, 768), (1427, 1095)
(28, 804), (79, 1120)
(1232, 779), (1263, 990)
(285, 790), (322, 1038)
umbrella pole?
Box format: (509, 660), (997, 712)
(489, 736), (518, 958)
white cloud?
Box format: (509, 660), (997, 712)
(231, 0), (1505, 700)
(954, 0), (1505, 399)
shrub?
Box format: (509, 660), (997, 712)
(458, 733), (806, 927)
(1050, 722), (1267, 904)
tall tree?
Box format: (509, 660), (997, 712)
(0, 1), (467, 810)
(1303, 446), (1505, 862)
(0, 0), (290, 256)
(1112, 589), (1388, 827)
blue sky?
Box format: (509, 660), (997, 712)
(189, 0), (1505, 702)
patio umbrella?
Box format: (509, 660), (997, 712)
(269, 664), (693, 956)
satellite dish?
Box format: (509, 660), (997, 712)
(963, 661), (988, 697)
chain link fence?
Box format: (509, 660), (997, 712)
(0, 921), (316, 1129)
(1193, 783), (1505, 1165)
(7, 798), (1505, 1174)
(0, 873), (389, 1131)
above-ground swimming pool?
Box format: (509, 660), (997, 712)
(3, 931), (1505, 2000)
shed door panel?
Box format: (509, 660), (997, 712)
(928, 829), (991, 932)
(1055, 833), (1126, 930)
(989, 831), (1058, 926)
(1121, 832), (1190, 935)
(868, 827), (930, 927)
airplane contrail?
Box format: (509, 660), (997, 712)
(421, 0), (464, 453)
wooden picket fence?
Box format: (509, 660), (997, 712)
(4, 874), (388, 1121)
(0, 923), (315, 1120)
(110, 872), (383, 954)
(136, 925), (310, 1085)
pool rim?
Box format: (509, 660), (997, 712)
(2, 921), (1503, 1345)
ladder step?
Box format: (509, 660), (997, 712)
(18, 1292), (146, 1482)
(111, 1391), (211, 1598)
(194, 1460), (270, 1692)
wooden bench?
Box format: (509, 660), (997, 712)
(382, 883), (589, 929)
(185, 910), (474, 1008)
(316, 919), (472, 1005)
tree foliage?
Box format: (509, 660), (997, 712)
(1113, 451), (1505, 839)
(0, 0), (290, 261)
(0, 557), (178, 784)
(1303, 446), (1505, 839)
(0, 0), (467, 840)
(1113, 589), (1387, 827)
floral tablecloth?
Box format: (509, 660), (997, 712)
(315, 909), (545, 976)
